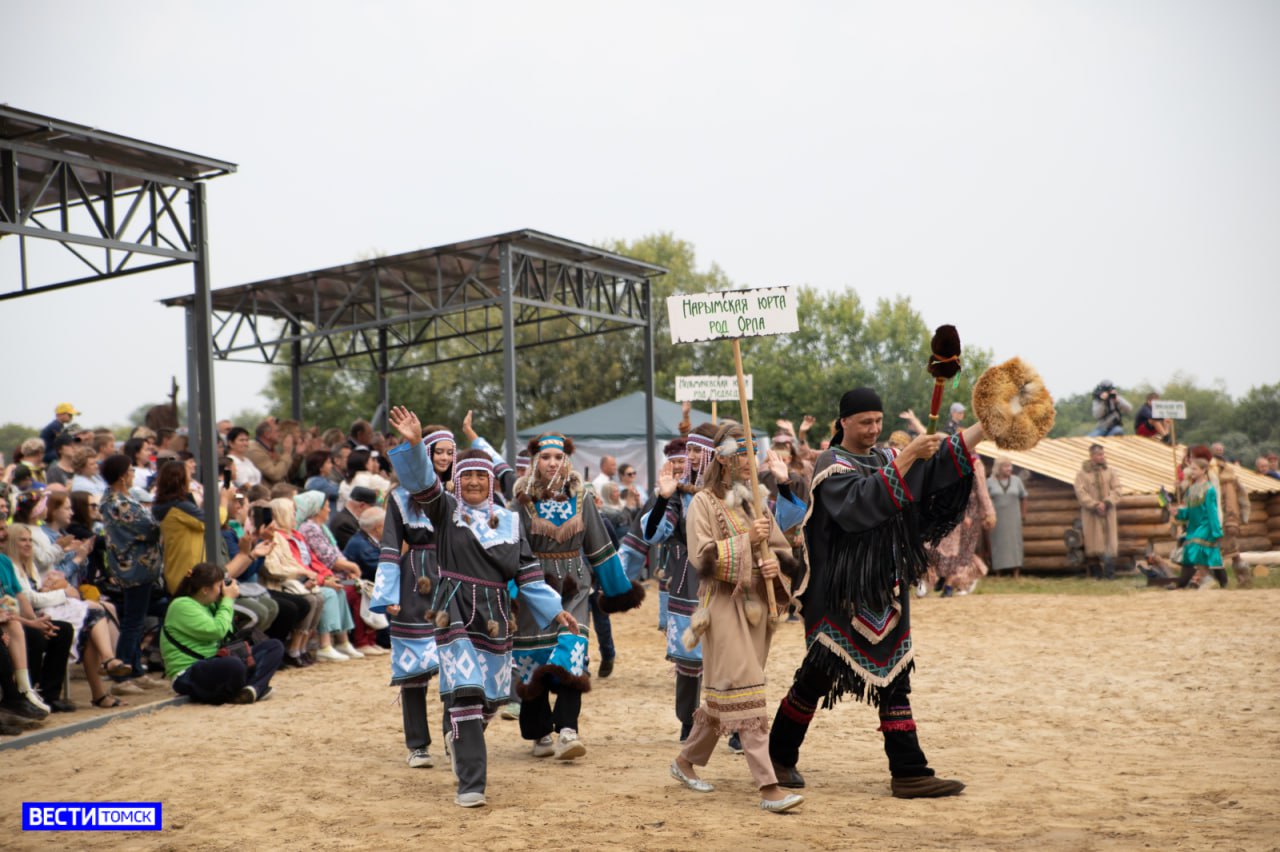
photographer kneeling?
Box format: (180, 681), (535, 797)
(161, 563), (284, 704)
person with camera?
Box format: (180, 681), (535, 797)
(161, 563), (284, 705)
(1089, 381), (1133, 437)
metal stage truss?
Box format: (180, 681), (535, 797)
(0, 105), (236, 562)
(162, 229), (668, 473)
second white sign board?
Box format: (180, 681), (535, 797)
(676, 375), (754, 402)
(1151, 400), (1186, 420)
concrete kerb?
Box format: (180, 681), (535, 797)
(0, 696), (190, 752)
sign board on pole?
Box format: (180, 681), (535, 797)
(1151, 400), (1186, 420)
(676, 375), (753, 402)
(666, 286), (799, 344)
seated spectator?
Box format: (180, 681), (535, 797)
(294, 491), (369, 657)
(617, 463), (642, 513)
(45, 433), (81, 487)
(336, 450), (391, 514)
(1090, 381), (1133, 437)
(39, 491), (94, 587)
(347, 419), (375, 451)
(221, 494), (279, 635)
(303, 451), (341, 511)
(179, 451), (203, 505)
(40, 403), (80, 463)
(597, 482), (630, 543)
(270, 481), (298, 499)
(265, 498), (356, 662)
(161, 562), (284, 705)
(226, 427), (263, 487)
(244, 419), (297, 487)
(0, 607), (50, 731)
(341, 505), (384, 583)
(5, 523), (129, 710)
(18, 438), (47, 484)
(1257, 456), (1280, 480)
(70, 445), (108, 497)
(9, 464), (36, 493)
(1134, 393), (1170, 440)
(1268, 452), (1280, 477)
(121, 436), (155, 501)
(329, 485), (377, 550)
(0, 537), (66, 719)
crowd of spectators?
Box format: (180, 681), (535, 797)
(0, 404), (403, 735)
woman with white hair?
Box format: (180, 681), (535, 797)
(262, 498), (357, 662)
(986, 457), (1026, 579)
(295, 491), (370, 655)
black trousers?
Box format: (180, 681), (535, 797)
(675, 670), (700, 727)
(402, 684), (435, 750)
(264, 590), (307, 641)
(442, 694), (488, 795)
(769, 651), (932, 778)
(172, 639), (284, 704)
(23, 621), (75, 699)
(519, 688), (582, 740)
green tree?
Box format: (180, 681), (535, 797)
(0, 423), (38, 459)
(1233, 382), (1280, 448)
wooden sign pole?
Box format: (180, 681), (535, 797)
(711, 400), (718, 425)
(732, 338), (777, 621)
(1170, 420), (1179, 492)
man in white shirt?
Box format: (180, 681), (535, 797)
(591, 455), (618, 494)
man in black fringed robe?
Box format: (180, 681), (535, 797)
(768, 387), (985, 798)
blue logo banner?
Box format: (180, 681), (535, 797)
(23, 802), (162, 831)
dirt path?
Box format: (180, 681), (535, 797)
(3, 586), (1278, 851)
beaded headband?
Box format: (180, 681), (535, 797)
(537, 434), (567, 453)
(453, 456), (495, 478)
(686, 434), (716, 452)
(424, 430), (455, 451)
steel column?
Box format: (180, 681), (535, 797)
(189, 182), (222, 564)
(289, 320), (302, 420)
(377, 327), (390, 433)
(184, 306), (201, 455)
(499, 243), (518, 463)
(643, 279), (656, 493)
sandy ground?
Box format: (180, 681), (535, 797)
(2, 583), (1278, 852)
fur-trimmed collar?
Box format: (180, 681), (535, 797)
(514, 470), (583, 505)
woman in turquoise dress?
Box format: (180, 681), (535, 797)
(1173, 458), (1225, 589)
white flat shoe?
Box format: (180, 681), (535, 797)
(335, 643), (364, 658)
(760, 793), (804, 813)
(315, 646), (349, 662)
(670, 761), (714, 793)
(455, 792), (486, 808)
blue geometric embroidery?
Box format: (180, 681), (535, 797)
(536, 497), (577, 526)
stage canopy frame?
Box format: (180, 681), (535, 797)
(162, 228), (669, 476)
(1, 104), (236, 562)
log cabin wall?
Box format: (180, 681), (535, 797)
(976, 437), (1280, 574)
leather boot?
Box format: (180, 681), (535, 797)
(891, 775), (966, 798)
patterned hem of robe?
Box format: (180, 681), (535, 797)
(804, 621), (915, 709)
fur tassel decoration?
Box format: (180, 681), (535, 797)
(435, 610), (451, 629)
(415, 576), (432, 596)
(486, 619), (501, 638)
(682, 607), (711, 651)
(927, 325), (962, 379)
(925, 325), (962, 435)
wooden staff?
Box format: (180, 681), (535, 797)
(732, 338), (777, 621)
(711, 400), (718, 425)
(925, 378), (946, 435)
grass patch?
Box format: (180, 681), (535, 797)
(972, 566), (1280, 596)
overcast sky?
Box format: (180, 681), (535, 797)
(3, 1), (1277, 430)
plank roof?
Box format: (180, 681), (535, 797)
(974, 436), (1280, 497)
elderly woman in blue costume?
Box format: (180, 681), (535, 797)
(371, 411), (515, 771)
(638, 423), (806, 744)
(383, 405), (575, 808)
(512, 431), (645, 761)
